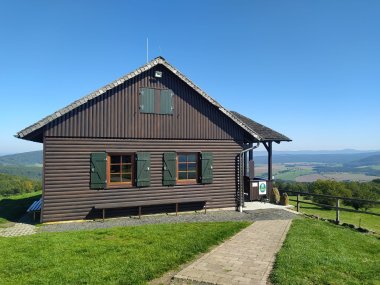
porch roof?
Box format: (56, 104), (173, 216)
(230, 111), (291, 143)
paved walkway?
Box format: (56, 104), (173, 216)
(243, 201), (294, 211)
(0, 222), (37, 237)
(173, 219), (292, 285)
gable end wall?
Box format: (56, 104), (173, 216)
(44, 65), (246, 141)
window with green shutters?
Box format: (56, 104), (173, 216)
(107, 154), (134, 186)
(163, 152), (214, 186)
(139, 87), (173, 114)
(90, 152), (151, 189)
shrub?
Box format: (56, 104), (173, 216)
(271, 187), (281, 204)
(280, 193), (289, 206)
(0, 173), (41, 196)
(309, 180), (351, 207)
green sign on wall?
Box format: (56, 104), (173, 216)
(259, 181), (267, 195)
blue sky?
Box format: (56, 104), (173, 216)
(0, 0), (379, 154)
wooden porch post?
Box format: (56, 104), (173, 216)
(248, 143), (253, 174)
(268, 141), (273, 181)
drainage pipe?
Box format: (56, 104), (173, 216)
(239, 142), (260, 212)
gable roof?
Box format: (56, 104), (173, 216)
(15, 56), (290, 143)
(230, 111), (291, 142)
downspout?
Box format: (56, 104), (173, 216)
(239, 142), (260, 212)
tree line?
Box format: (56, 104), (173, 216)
(0, 173), (42, 196)
(274, 179), (380, 211)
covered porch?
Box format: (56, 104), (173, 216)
(231, 112), (292, 209)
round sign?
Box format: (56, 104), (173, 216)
(259, 183), (266, 193)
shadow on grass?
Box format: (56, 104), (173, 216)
(0, 193), (41, 225)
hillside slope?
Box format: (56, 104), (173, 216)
(0, 151), (42, 166)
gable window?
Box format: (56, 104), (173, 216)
(108, 154), (133, 186)
(140, 87), (173, 114)
(177, 153), (198, 184)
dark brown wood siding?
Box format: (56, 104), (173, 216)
(44, 64), (245, 141)
(42, 137), (243, 222)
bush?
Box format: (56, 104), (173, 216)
(309, 180), (351, 207)
(280, 193), (289, 206)
(271, 187), (281, 204)
(0, 173), (41, 196)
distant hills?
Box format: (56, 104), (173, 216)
(0, 151), (43, 180)
(253, 151), (380, 165)
(0, 150), (42, 166)
(345, 154), (380, 168)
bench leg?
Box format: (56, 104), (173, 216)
(138, 206), (141, 219)
(102, 209), (105, 222)
(204, 202), (207, 214)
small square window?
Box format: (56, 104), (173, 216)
(108, 154), (133, 186)
(177, 153), (198, 184)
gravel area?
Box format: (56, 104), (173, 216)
(39, 209), (297, 233)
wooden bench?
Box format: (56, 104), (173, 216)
(27, 198), (42, 221)
(94, 198), (210, 222)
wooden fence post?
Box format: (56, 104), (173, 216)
(296, 194), (300, 212)
(335, 198), (340, 224)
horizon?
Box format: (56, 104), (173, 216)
(1, 1), (379, 153)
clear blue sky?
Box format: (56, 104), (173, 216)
(1, 0), (379, 154)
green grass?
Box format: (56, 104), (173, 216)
(0, 221), (250, 285)
(289, 195), (380, 233)
(0, 191), (41, 226)
(271, 218), (380, 285)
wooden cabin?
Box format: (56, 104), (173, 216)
(16, 56), (291, 222)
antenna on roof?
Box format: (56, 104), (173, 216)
(146, 38), (149, 63)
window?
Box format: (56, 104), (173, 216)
(177, 153), (198, 183)
(140, 87), (173, 114)
(107, 154), (133, 186)
(90, 152), (151, 189)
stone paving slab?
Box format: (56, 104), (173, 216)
(173, 219), (292, 285)
(0, 223), (37, 237)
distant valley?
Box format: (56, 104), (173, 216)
(254, 151), (380, 182)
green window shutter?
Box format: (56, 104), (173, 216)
(136, 152), (151, 187)
(90, 152), (107, 189)
(160, 89), (173, 114)
(200, 152), (213, 184)
(163, 152), (177, 186)
(140, 88), (155, 113)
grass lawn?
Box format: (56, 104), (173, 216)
(271, 218), (380, 285)
(0, 191), (41, 227)
(288, 195), (380, 233)
(0, 221), (250, 285)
